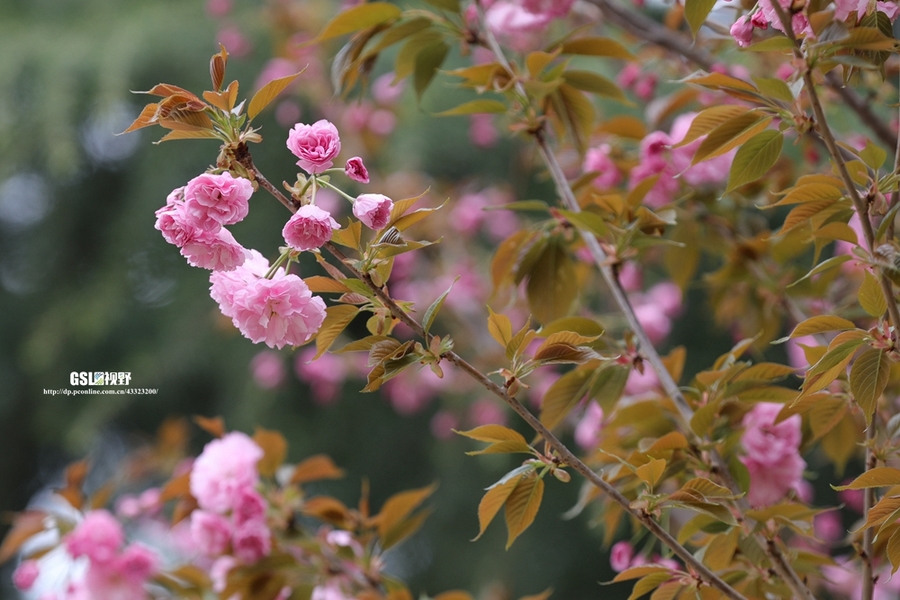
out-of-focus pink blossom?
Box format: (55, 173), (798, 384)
(180, 228), (246, 271)
(251, 350), (287, 390)
(206, 0), (232, 17)
(839, 482), (865, 513)
(190, 431), (263, 514)
(574, 402), (604, 450)
(295, 348), (347, 405)
(232, 519), (272, 563)
(217, 26), (252, 57)
(740, 402), (806, 506)
(275, 101), (303, 129)
(758, 0), (812, 36)
(786, 335), (815, 369)
(254, 58), (300, 93)
(583, 144), (622, 189)
(469, 113), (500, 148)
(521, 0), (575, 17)
(372, 73), (406, 105)
(814, 512), (844, 543)
(312, 582), (355, 600)
(618, 263), (643, 292)
(65, 510), (124, 565)
(368, 109), (397, 136)
(210, 556), (237, 593)
(344, 157), (370, 184)
(190, 510), (233, 556)
(283, 204), (341, 251)
(12, 560), (39, 591)
(184, 172), (253, 231)
(233, 488), (267, 527)
(616, 64), (657, 100)
(287, 120), (342, 174)
(625, 367), (659, 396)
(634, 303), (672, 344)
(485, 1), (551, 51)
(610, 540), (634, 572)
(116, 495), (141, 519)
(430, 410), (460, 440)
(468, 398), (508, 427)
(82, 543), (158, 600)
(353, 193), (393, 229)
(648, 282), (683, 318)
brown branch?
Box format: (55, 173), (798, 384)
(236, 145), (748, 600)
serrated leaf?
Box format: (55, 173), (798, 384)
(155, 129), (220, 143)
(860, 271), (888, 317)
(558, 209), (609, 237)
(557, 37), (635, 60)
(456, 424), (527, 445)
(248, 71), (303, 120)
(487, 307), (513, 347)
(734, 362), (797, 381)
(540, 366), (595, 430)
(627, 572), (673, 600)
(685, 0), (718, 37)
(850, 348), (890, 424)
(613, 565), (673, 582)
(316, 2), (402, 42)
(854, 495), (900, 532)
(860, 139), (888, 170)
(635, 458), (666, 490)
(727, 130), (783, 192)
(563, 70), (627, 102)
(304, 276), (352, 294)
(292, 454), (345, 484)
(809, 397), (848, 439)
(534, 331), (599, 355)
(753, 76), (794, 102)
(504, 474), (544, 549)
(801, 337), (867, 397)
(549, 83), (595, 152)
(693, 112), (772, 163)
(539, 316), (604, 338)
(766, 183), (844, 208)
(436, 99), (507, 116)
(377, 483), (437, 541)
(474, 476), (519, 540)
(787, 255), (852, 288)
(525, 237), (578, 324)
(787, 315), (856, 338)
(675, 105), (753, 147)
(835, 467), (900, 490)
(331, 220), (362, 249)
(414, 41), (449, 99)
(838, 26), (897, 50)
(314, 305), (360, 359)
(423, 277), (457, 335)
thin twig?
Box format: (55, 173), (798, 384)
(234, 147), (749, 600)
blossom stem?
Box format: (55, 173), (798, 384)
(317, 178), (356, 203)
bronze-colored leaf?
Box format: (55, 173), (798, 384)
(253, 427), (288, 478)
(248, 71), (304, 121)
(504, 473), (544, 549)
(291, 454), (345, 485)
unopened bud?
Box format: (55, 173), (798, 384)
(553, 469), (571, 483)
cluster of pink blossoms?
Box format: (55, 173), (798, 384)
(731, 0), (899, 47)
(739, 402), (806, 507)
(211, 250), (326, 349)
(189, 432), (273, 570)
(154, 172), (252, 271)
(467, 0), (576, 52)
(13, 509), (160, 599)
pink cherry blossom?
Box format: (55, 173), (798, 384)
(190, 510), (233, 555)
(233, 487), (267, 527)
(183, 172), (253, 231)
(758, 0), (812, 36)
(521, 0), (575, 18)
(469, 113), (500, 148)
(740, 402), (806, 506)
(625, 367), (659, 396)
(210, 556), (237, 593)
(353, 193), (393, 229)
(155, 188), (203, 247)
(282, 204), (341, 251)
(230, 275), (327, 349)
(485, 1), (551, 51)
(65, 510), (124, 565)
(251, 350), (286, 389)
(583, 144), (622, 189)
(190, 431), (263, 514)
(287, 120), (342, 174)
(648, 282), (683, 318)
(12, 560), (39, 590)
(371, 73), (405, 105)
(232, 519), (272, 563)
(574, 402), (604, 450)
(294, 348), (347, 405)
(610, 541), (634, 572)
(344, 157), (370, 184)
(180, 227), (246, 271)
(730, 15), (754, 47)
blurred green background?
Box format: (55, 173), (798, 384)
(0, 0), (771, 598)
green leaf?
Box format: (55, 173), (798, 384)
(558, 209), (609, 237)
(860, 271), (888, 317)
(539, 316), (604, 338)
(635, 458), (666, 490)
(316, 2), (402, 42)
(685, 0), (718, 37)
(627, 572), (673, 600)
(562, 70), (628, 102)
(435, 99), (507, 116)
(787, 255), (852, 288)
(414, 41), (449, 99)
(726, 130), (783, 192)
(785, 315), (857, 340)
(860, 139), (888, 170)
(313, 305), (360, 359)
(801, 337), (868, 397)
(693, 112), (771, 164)
(487, 307), (513, 347)
(549, 83), (595, 153)
(422, 0), (460, 11)
(744, 36), (796, 51)
(456, 424), (527, 444)
(834, 467), (900, 490)
(248, 71), (303, 120)
(557, 37), (635, 60)
(423, 277), (457, 335)
(888, 527), (900, 574)
(540, 366), (596, 430)
(850, 348), (890, 424)
(474, 476), (519, 541)
(504, 474), (544, 549)
(752, 76), (794, 102)
(675, 105), (753, 147)
(525, 237), (577, 324)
